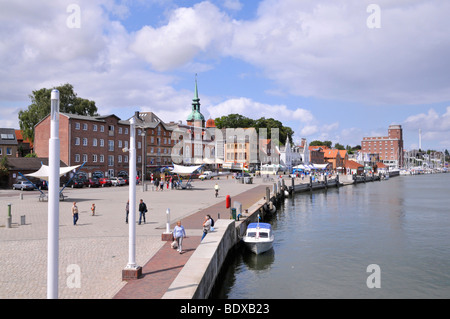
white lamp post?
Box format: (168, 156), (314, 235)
(48, 89), (60, 299)
(122, 116), (142, 280)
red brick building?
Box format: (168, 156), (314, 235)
(34, 113), (139, 178)
(361, 125), (404, 168)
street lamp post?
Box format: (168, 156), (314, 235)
(48, 89), (60, 299)
(122, 116), (142, 280)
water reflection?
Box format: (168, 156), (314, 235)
(242, 247), (275, 271)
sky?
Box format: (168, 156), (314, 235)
(1, 0), (450, 151)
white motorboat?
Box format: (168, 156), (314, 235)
(242, 221), (274, 255)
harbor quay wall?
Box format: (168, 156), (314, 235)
(162, 193), (269, 299)
(162, 219), (237, 299)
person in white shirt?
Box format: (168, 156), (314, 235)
(173, 221), (187, 253)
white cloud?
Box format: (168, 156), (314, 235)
(223, 0), (243, 11)
(207, 97), (314, 123)
(227, 0), (450, 105)
(130, 1), (233, 71)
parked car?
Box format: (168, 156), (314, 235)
(99, 177), (112, 187)
(36, 180), (48, 190)
(12, 181), (35, 191)
(111, 177), (126, 186)
(67, 178), (85, 188)
(86, 178), (100, 188)
(236, 172), (251, 179)
(119, 176), (129, 185)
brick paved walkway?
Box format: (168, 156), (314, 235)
(113, 184), (267, 299)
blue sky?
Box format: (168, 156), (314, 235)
(1, 0), (450, 151)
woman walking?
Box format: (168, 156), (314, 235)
(173, 221), (187, 254)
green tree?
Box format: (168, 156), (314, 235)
(309, 140), (332, 148)
(214, 113), (255, 129)
(214, 114), (293, 145)
(18, 83), (98, 142)
(0, 156), (8, 177)
(334, 143), (345, 150)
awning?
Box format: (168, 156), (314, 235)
(25, 164), (81, 181)
(171, 164), (202, 175)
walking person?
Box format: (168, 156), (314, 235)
(173, 221), (187, 254)
(138, 199), (147, 225)
(160, 179), (164, 191)
(201, 215), (211, 241)
(125, 200), (129, 223)
(71, 202), (79, 226)
(214, 183), (220, 197)
(91, 203), (96, 216)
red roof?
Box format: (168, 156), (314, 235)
(376, 162), (387, 168)
(345, 160), (363, 169)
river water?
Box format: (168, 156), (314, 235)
(211, 173), (450, 299)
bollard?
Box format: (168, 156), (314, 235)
(20, 193), (23, 200)
(6, 203), (12, 228)
(166, 208), (170, 233)
(161, 208), (172, 241)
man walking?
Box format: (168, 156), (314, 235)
(138, 199), (147, 225)
(72, 202), (79, 226)
(125, 200), (129, 223)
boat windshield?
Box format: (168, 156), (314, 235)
(259, 232), (269, 238)
(247, 232), (257, 237)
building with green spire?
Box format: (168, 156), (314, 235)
(186, 75), (205, 128)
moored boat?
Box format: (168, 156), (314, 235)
(242, 221), (274, 255)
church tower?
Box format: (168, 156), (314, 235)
(186, 75), (205, 128)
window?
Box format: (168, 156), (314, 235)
(119, 127), (123, 134)
(108, 140), (114, 151)
(118, 155), (122, 163)
(93, 124), (98, 132)
(83, 138), (88, 146)
(82, 154), (88, 162)
(6, 147), (12, 155)
(93, 138), (97, 147)
(75, 137), (80, 145)
(83, 123), (88, 130)
(118, 140), (122, 148)
(138, 141), (141, 149)
(108, 155), (114, 166)
(125, 128), (128, 134)
(100, 125), (105, 132)
(100, 139), (104, 147)
(124, 141), (128, 148)
(124, 155), (128, 163)
(93, 154), (98, 162)
(75, 154), (80, 162)
(75, 123), (80, 130)
(100, 155), (104, 163)
(109, 125), (114, 131)
(138, 155), (142, 163)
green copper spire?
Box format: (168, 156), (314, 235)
(187, 73), (205, 123)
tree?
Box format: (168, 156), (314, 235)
(309, 140), (332, 148)
(334, 143), (345, 150)
(214, 114), (293, 145)
(18, 83), (98, 142)
(0, 156), (8, 177)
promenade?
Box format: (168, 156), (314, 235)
(0, 177), (271, 299)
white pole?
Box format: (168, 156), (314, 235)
(166, 208), (170, 233)
(48, 89), (60, 299)
(126, 117), (138, 269)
